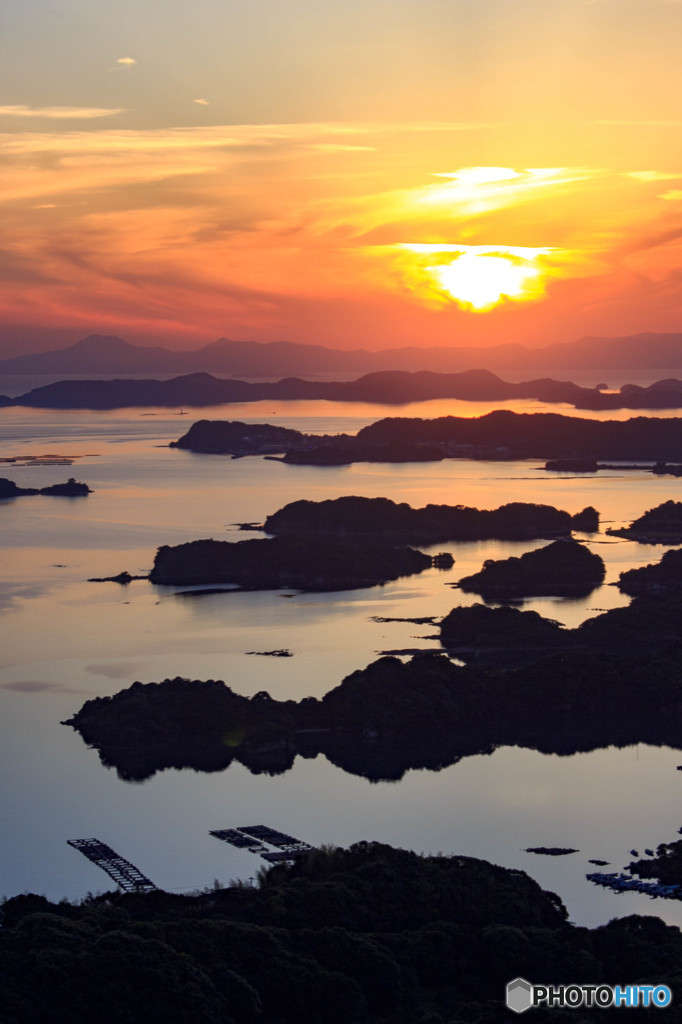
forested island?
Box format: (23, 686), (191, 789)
(355, 411), (682, 461)
(148, 536), (433, 591)
(618, 547), (682, 596)
(439, 603), (571, 653)
(607, 500), (682, 543)
(0, 477), (91, 498)
(92, 498), (597, 592)
(4, 839), (682, 1024)
(171, 411), (682, 465)
(263, 496), (598, 542)
(64, 589), (682, 783)
(455, 540), (606, 598)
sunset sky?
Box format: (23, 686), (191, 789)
(2, 0), (682, 354)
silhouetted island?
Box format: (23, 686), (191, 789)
(0, 476), (91, 499)
(148, 536), (433, 591)
(165, 410), (682, 465)
(264, 495), (599, 543)
(170, 418), (310, 455)
(618, 547), (682, 596)
(524, 847), (579, 856)
(9, 364), (682, 411)
(607, 500), (682, 543)
(455, 540), (606, 598)
(543, 458), (599, 472)
(357, 410), (682, 461)
(653, 461), (682, 477)
(88, 571), (148, 585)
(440, 603), (571, 652)
(63, 589), (682, 783)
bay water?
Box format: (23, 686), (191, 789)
(1, 394), (682, 928)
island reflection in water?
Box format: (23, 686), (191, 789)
(2, 398), (682, 927)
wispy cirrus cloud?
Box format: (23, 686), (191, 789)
(0, 105), (124, 120)
(628, 171), (682, 182)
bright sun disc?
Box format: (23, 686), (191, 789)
(429, 252), (541, 310)
(396, 243), (554, 312)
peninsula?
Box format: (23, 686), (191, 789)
(606, 500), (682, 543)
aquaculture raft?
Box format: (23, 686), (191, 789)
(210, 824), (314, 862)
(67, 838), (158, 892)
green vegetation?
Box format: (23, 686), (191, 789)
(3, 841), (682, 1023)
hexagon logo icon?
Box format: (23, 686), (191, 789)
(507, 977), (533, 1014)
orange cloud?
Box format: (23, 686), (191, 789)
(1, 122), (682, 348)
(0, 105), (124, 119)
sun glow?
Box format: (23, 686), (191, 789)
(398, 243), (554, 311)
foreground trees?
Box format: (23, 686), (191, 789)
(3, 842), (682, 1024)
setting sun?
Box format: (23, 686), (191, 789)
(394, 243), (554, 312)
(429, 252), (541, 310)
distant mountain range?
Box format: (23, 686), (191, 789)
(1, 331), (682, 376)
(3, 368), (682, 411)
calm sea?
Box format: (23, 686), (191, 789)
(1, 394), (682, 929)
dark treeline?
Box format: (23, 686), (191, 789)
(456, 540), (606, 598)
(0, 477), (91, 498)
(148, 537), (433, 591)
(3, 841), (682, 1024)
(171, 412), (682, 465)
(619, 547), (682, 596)
(606, 500), (682, 543)
(64, 590), (682, 783)
(264, 496), (598, 543)
(440, 604), (571, 652)
(357, 411), (682, 460)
